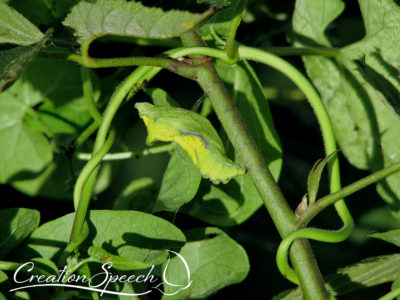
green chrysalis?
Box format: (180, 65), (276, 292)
(135, 102), (246, 184)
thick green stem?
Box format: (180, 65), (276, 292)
(181, 31), (329, 300)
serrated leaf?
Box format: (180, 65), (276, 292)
(279, 254), (400, 299)
(0, 208), (40, 258)
(88, 246), (153, 270)
(187, 60), (282, 226)
(63, 0), (214, 44)
(291, 0), (400, 207)
(369, 229), (400, 247)
(161, 227), (249, 299)
(135, 102), (245, 185)
(24, 210), (186, 265)
(0, 3), (43, 45)
(0, 39), (46, 92)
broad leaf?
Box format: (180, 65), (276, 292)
(153, 145), (201, 212)
(369, 229), (400, 248)
(187, 60), (282, 226)
(113, 177), (155, 211)
(277, 254), (400, 299)
(25, 210), (186, 265)
(63, 0), (214, 44)
(4, 58), (103, 197)
(0, 208), (40, 258)
(0, 3), (43, 45)
(291, 0), (400, 209)
(11, 153), (113, 200)
(9, 0), (80, 26)
(135, 102), (245, 184)
(88, 246), (153, 270)
(161, 227), (249, 299)
(0, 95), (52, 183)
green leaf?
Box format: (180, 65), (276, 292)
(0, 57), (101, 184)
(0, 273), (8, 300)
(291, 0), (400, 207)
(278, 254), (400, 299)
(187, 60), (282, 226)
(154, 145), (201, 212)
(0, 3), (43, 45)
(0, 39), (47, 92)
(0, 208), (40, 258)
(113, 177), (155, 211)
(63, 0), (214, 44)
(144, 87), (179, 107)
(25, 210), (186, 265)
(88, 246), (153, 270)
(197, 0), (231, 9)
(369, 229), (400, 247)
(354, 56), (400, 120)
(391, 276), (400, 297)
(27, 58), (99, 133)
(9, 0), (80, 26)
(197, 0), (241, 40)
(135, 102), (245, 184)
(161, 227), (249, 299)
(11, 153), (113, 200)
(0, 97), (53, 183)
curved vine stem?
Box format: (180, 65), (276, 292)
(81, 66), (102, 123)
(237, 46), (355, 284)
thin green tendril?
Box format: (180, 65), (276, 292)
(237, 46), (354, 284)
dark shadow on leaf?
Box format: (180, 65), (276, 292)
(354, 55), (400, 119)
(184, 227), (220, 242)
(122, 232), (185, 250)
(325, 272), (368, 295)
(37, 110), (83, 131)
(376, 180), (400, 211)
(342, 67), (383, 170)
